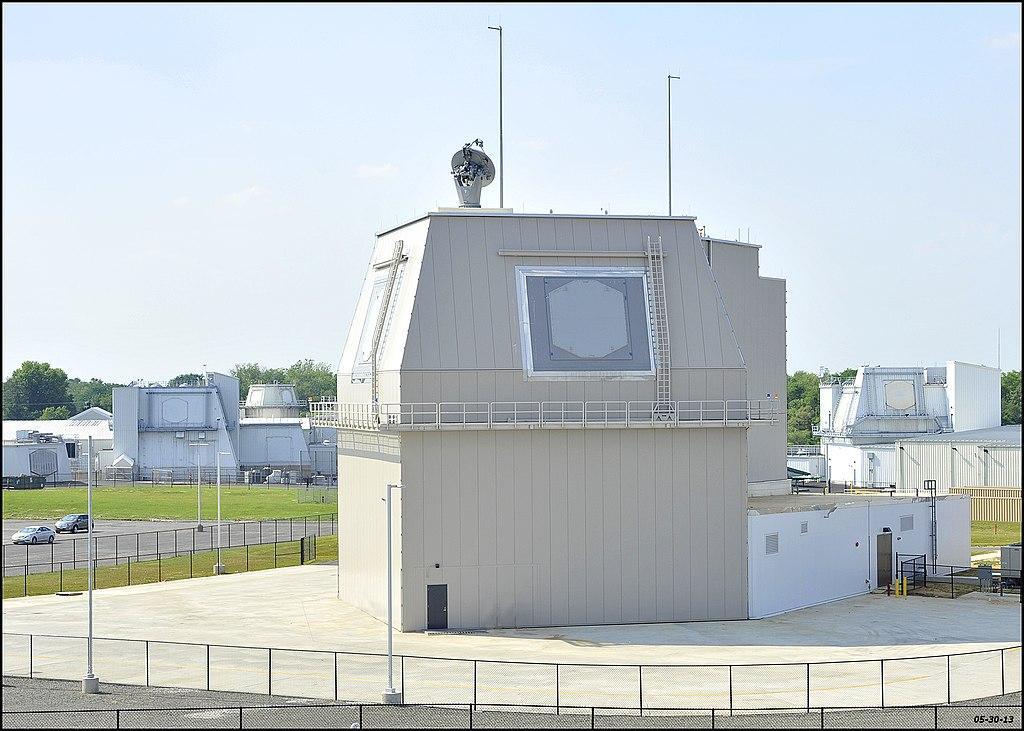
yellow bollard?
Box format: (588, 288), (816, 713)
(902, 577), (908, 597)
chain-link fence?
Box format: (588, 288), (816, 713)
(0, 702), (1021, 729)
(3, 535), (320, 598)
(1, 633), (1019, 712)
(3, 514), (336, 576)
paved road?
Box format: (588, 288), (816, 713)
(2, 516), (336, 576)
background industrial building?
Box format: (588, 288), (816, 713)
(2, 378), (337, 483)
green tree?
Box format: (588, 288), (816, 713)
(787, 370), (820, 444)
(2, 361), (73, 419)
(286, 359), (336, 404)
(67, 377), (121, 413)
(40, 405), (72, 419)
(168, 373), (203, 388)
(230, 362), (288, 400)
(1002, 370), (1021, 425)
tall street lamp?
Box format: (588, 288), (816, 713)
(189, 441), (211, 532)
(82, 436), (100, 693)
(215, 451), (232, 574)
(382, 483), (403, 704)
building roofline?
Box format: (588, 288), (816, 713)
(377, 210), (699, 237)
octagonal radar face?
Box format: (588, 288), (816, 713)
(451, 142), (495, 207)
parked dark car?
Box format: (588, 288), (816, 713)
(54, 514), (93, 533)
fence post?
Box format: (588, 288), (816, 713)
(127, 556), (131, 586)
(473, 660), (478, 707)
(268, 648), (273, 695)
(60, 563), (63, 592)
(274, 541), (278, 568)
(116, 709), (120, 729)
(334, 652), (339, 701)
(880, 660), (885, 707)
(190, 550), (193, 578)
(23, 566), (27, 597)
(638, 665), (643, 715)
(145, 640), (149, 686)
(555, 664), (560, 713)
(728, 665), (733, 713)
(158, 555), (161, 583)
(806, 663), (811, 710)
(238, 707), (243, 730)
(1001, 648), (1005, 696)
(207, 644), (211, 690)
(29, 634), (33, 678)
(946, 654), (951, 704)
(246, 545), (250, 572)
(590, 707), (595, 729)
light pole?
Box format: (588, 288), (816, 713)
(215, 451), (232, 574)
(382, 483), (403, 704)
(488, 24), (503, 208)
(667, 74), (680, 216)
(82, 436), (100, 693)
(189, 441), (211, 531)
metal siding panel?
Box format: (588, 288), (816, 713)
(549, 430), (571, 625)
(495, 435), (515, 565)
(448, 219), (478, 370)
(566, 431), (588, 624)
(513, 431), (533, 566)
(441, 433), (461, 569)
(584, 430), (605, 623)
(465, 218), (496, 370)
(671, 429), (692, 620)
(706, 428), (727, 619)
(634, 430), (659, 618)
(654, 428), (674, 621)
(477, 432), (497, 567)
(532, 430), (552, 626)
(461, 431), (479, 569)
(484, 218), (514, 368)
(602, 431), (623, 624)
(689, 429), (710, 620)
(619, 430), (640, 624)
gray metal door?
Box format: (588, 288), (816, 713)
(427, 584), (448, 630)
(876, 533), (893, 588)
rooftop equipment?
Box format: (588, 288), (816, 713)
(451, 140), (495, 207)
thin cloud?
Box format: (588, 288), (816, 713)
(355, 163), (398, 179)
(222, 184), (267, 207)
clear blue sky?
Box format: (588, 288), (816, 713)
(3, 3), (1020, 383)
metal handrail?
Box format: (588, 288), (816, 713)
(310, 399), (779, 430)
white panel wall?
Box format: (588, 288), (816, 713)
(398, 426), (749, 630)
(748, 496), (970, 618)
(337, 448), (402, 623)
(949, 362), (1001, 432)
(897, 441), (1022, 493)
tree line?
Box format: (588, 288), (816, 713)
(787, 368), (1022, 444)
(1, 360), (337, 420)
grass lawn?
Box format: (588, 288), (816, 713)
(971, 521), (1021, 547)
(1, 485), (335, 521)
(3, 535), (337, 600)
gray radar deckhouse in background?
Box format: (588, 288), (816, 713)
(451, 140), (495, 207)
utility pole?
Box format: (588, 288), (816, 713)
(82, 436), (99, 693)
(488, 25), (504, 208)
(382, 483), (403, 704)
(667, 74), (680, 216)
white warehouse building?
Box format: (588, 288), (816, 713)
(310, 140), (978, 631)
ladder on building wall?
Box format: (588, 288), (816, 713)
(646, 236), (674, 419)
(369, 240), (405, 419)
